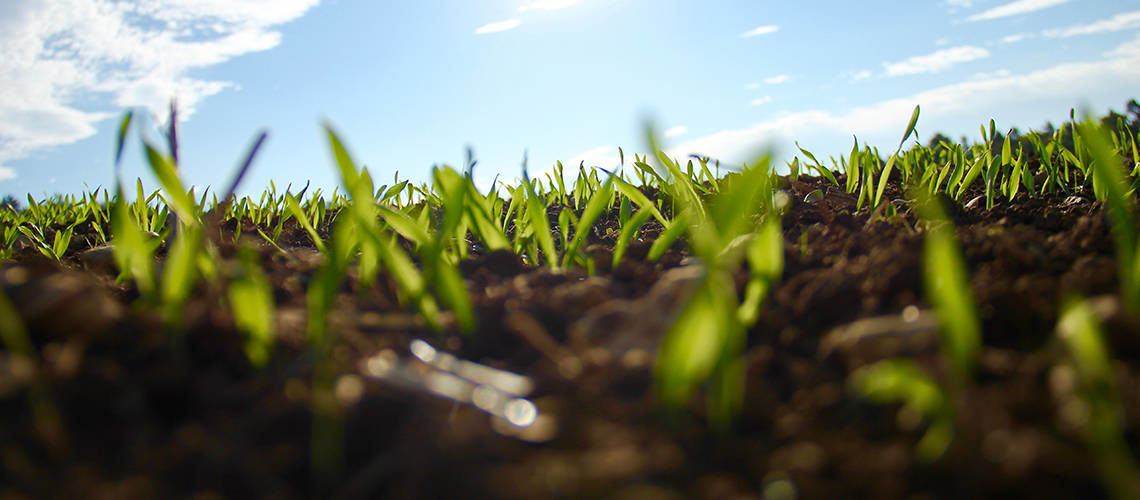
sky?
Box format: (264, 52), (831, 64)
(4, 0), (1140, 200)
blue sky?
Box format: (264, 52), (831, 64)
(4, 0), (1140, 199)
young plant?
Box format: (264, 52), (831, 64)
(651, 121), (784, 426)
(1077, 118), (1140, 311)
(0, 287), (65, 452)
(228, 246), (276, 367)
(142, 137), (205, 327)
(323, 125), (443, 330)
(561, 174), (614, 268)
(850, 359), (955, 462)
(521, 162), (559, 268)
(916, 191), (981, 382)
(1055, 298), (1140, 499)
(871, 105), (921, 212)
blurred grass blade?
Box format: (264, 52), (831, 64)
(114, 110), (134, 168)
(221, 131), (268, 207)
(376, 204), (429, 248)
(648, 211), (688, 262)
(1078, 119), (1139, 310)
(1056, 298), (1140, 498)
(738, 218), (783, 327)
(142, 140), (196, 226)
(160, 225), (202, 325)
(229, 246), (276, 367)
(917, 193), (980, 381)
(851, 359), (953, 462)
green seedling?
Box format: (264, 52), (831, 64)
(285, 194), (326, 252)
(737, 217), (783, 327)
(561, 174), (614, 268)
(228, 246), (277, 367)
(872, 105), (921, 212)
(521, 163), (559, 268)
(612, 206), (654, 268)
(915, 190), (981, 382)
(323, 125), (443, 330)
(652, 125), (783, 426)
(1056, 298), (1140, 499)
(1077, 119), (1140, 310)
(0, 287), (65, 453)
(795, 142), (839, 187)
(851, 359), (954, 462)
(142, 138), (204, 327)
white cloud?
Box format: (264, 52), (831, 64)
(568, 145), (620, 170)
(971, 69), (1013, 80)
(941, 0), (974, 15)
(1042, 10), (1140, 38)
(0, 0), (319, 182)
(740, 25), (779, 38)
(751, 96), (773, 106)
(1001, 33), (1032, 43)
(475, 18), (522, 34)
(1106, 32), (1140, 59)
(518, 0), (577, 11)
(763, 74), (790, 84)
(664, 126), (688, 138)
(849, 69), (873, 81)
(883, 46), (990, 77)
(665, 42), (1140, 167)
(744, 82), (761, 89)
(934, 38), (950, 47)
(968, 0), (1069, 22)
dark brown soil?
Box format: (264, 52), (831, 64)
(3, 175), (1139, 499)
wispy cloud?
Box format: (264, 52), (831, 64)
(971, 69), (1013, 80)
(664, 126), (688, 138)
(1043, 10), (1140, 38)
(518, 0), (578, 11)
(0, 0), (319, 182)
(849, 69), (873, 81)
(968, 0), (1069, 22)
(1107, 32), (1140, 59)
(883, 46), (990, 77)
(740, 25), (779, 38)
(744, 82), (761, 89)
(475, 19), (522, 34)
(666, 39), (1140, 167)
(1001, 33), (1032, 44)
(751, 96), (773, 106)
(763, 74), (790, 84)
(568, 145), (620, 170)
(941, 0), (974, 15)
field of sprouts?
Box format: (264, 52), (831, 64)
(2, 102), (1140, 498)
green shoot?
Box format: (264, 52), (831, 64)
(851, 359), (954, 462)
(915, 191), (981, 382)
(228, 246), (277, 367)
(1056, 298), (1140, 499)
(1078, 119), (1140, 310)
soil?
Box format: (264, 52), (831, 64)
(2, 174), (1140, 499)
